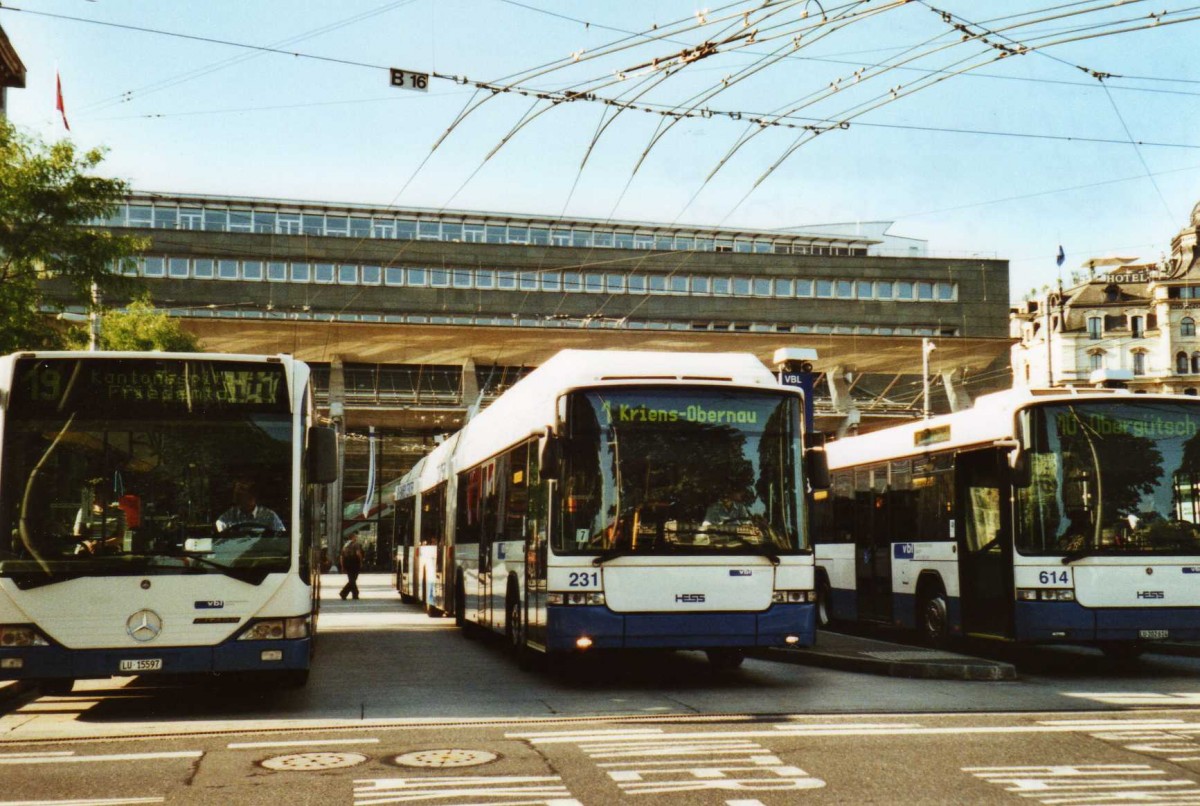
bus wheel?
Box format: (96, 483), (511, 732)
(274, 669), (309, 689)
(705, 649), (746, 671)
(506, 592), (532, 670)
(1101, 642), (1145, 662)
(918, 588), (950, 649)
(816, 577), (833, 629)
(38, 678), (74, 696)
(455, 577), (470, 633)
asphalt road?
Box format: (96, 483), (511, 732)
(3, 574), (1200, 804)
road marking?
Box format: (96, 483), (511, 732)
(0, 751), (75, 758)
(228, 738), (380, 749)
(965, 764), (1200, 804)
(1066, 692), (1200, 707)
(0, 751), (201, 765)
(353, 775), (581, 805)
(517, 729), (824, 796)
(0, 800), (163, 806)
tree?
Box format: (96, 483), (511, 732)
(66, 296), (201, 352)
(0, 120), (146, 353)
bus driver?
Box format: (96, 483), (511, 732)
(216, 480), (285, 533)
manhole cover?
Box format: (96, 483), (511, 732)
(260, 752), (368, 771)
(393, 749), (498, 768)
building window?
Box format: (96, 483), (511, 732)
(314, 263), (335, 284)
(1192, 352), (1200, 374)
(1187, 388), (1198, 396)
(361, 266), (382, 285)
(1178, 352), (1190, 374)
(268, 261), (288, 282)
(243, 261), (264, 281)
(1131, 316), (1144, 338)
(1132, 351), (1146, 376)
(1091, 351), (1105, 372)
(1184, 317), (1196, 337)
(1087, 317), (1102, 339)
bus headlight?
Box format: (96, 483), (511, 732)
(547, 592), (605, 606)
(238, 617), (310, 641)
(772, 590), (816, 604)
(0, 626), (49, 647)
(1016, 589), (1075, 602)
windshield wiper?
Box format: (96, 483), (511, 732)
(1061, 548), (1103, 565)
(10, 568), (88, 591)
(140, 552), (269, 585)
(592, 548), (636, 567)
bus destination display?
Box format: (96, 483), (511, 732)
(10, 358), (288, 415)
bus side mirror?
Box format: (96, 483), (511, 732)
(539, 433), (563, 480)
(804, 432), (830, 491)
(308, 426), (339, 485)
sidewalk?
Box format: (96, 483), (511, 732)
(759, 630), (1018, 680)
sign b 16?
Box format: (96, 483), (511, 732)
(389, 68), (430, 91)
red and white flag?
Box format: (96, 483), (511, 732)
(55, 71), (70, 131)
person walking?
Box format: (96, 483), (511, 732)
(340, 534), (365, 600)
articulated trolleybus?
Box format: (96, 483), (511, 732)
(814, 388), (1200, 657)
(394, 349), (824, 668)
(0, 351), (337, 691)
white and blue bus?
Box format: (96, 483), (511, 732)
(0, 351), (337, 691)
(394, 349), (824, 668)
(813, 388), (1200, 658)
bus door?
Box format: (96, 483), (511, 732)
(955, 448), (1013, 638)
(854, 465), (892, 623)
(478, 461), (498, 627)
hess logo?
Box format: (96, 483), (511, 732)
(675, 594), (706, 603)
(1136, 590), (1165, 599)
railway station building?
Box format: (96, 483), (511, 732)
(50, 189), (1014, 562)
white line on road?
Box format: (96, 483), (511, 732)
(0, 751), (201, 765)
(0, 752), (75, 758)
(227, 738), (381, 749)
(0, 799), (165, 805)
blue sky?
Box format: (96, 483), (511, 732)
(3, 1), (1199, 301)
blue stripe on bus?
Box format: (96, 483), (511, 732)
(1015, 602), (1200, 643)
(545, 604), (815, 652)
(0, 637), (310, 681)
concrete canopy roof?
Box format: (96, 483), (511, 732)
(183, 319), (1012, 376)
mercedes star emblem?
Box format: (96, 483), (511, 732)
(125, 609), (163, 642)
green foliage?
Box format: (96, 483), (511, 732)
(65, 296), (201, 352)
(0, 120), (147, 353)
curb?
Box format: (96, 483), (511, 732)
(755, 646), (1018, 681)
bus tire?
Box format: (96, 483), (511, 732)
(38, 678), (74, 696)
(274, 669), (309, 689)
(455, 573), (470, 633)
(1101, 642), (1145, 662)
(705, 649), (745, 670)
(816, 575), (833, 629)
(917, 585), (950, 649)
(506, 586), (532, 671)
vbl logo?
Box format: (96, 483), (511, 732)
(1136, 590), (1165, 599)
(675, 594), (706, 603)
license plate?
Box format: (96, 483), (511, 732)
(1139, 629), (1169, 640)
(119, 658), (163, 672)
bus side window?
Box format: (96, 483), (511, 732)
(914, 455), (954, 541)
(889, 459), (916, 539)
(503, 443), (529, 542)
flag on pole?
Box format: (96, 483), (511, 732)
(1056, 245), (1065, 267)
(55, 72), (70, 131)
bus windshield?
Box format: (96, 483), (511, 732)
(0, 358), (293, 587)
(1017, 401), (1200, 556)
(556, 388), (805, 556)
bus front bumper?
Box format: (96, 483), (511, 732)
(546, 603), (815, 653)
(0, 637), (310, 681)
(1015, 602), (1200, 643)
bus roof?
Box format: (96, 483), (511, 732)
(826, 386), (1200, 468)
(3, 350), (297, 364)
(397, 348), (782, 494)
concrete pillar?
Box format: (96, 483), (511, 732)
(461, 357), (479, 407)
(941, 368), (973, 412)
(828, 365), (861, 438)
(327, 356), (346, 561)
